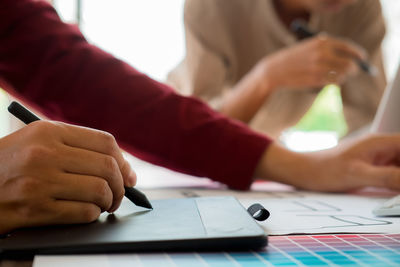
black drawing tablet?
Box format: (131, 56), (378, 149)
(0, 196), (267, 259)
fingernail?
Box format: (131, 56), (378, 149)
(127, 170), (137, 187)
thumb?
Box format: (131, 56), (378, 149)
(121, 159), (137, 187)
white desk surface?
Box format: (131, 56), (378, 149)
(2, 157), (399, 267)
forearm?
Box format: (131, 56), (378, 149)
(219, 60), (274, 123)
(0, 0), (272, 190)
(254, 143), (346, 192)
(253, 137), (400, 193)
(254, 143), (318, 189)
(342, 50), (386, 132)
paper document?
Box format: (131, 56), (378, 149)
(240, 193), (400, 235)
(142, 188), (400, 235)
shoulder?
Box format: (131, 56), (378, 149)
(335, 0), (383, 22)
(322, 0), (385, 43)
(184, 0), (254, 29)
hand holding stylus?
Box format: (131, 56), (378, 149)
(258, 29), (368, 91)
(0, 101), (150, 235)
(291, 20), (377, 76)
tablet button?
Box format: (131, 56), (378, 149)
(247, 203), (270, 221)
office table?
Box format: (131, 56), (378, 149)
(2, 234), (400, 267)
(2, 160), (399, 267)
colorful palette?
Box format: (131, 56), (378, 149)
(134, 234), (400, 266)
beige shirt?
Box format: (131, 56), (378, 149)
(168, 0), (386, 138)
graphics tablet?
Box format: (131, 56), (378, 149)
(0, 196), (267, 259)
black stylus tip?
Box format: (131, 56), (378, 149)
(124, 187), (153, 209)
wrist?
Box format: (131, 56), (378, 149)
(255, 143), (322, 189)
(252, 58), (276, 96)
(258, 57), (280, 93)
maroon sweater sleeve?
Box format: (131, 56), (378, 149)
(0, 0), (272, 190)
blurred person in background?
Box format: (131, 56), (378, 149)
(168, 0), (386, 138)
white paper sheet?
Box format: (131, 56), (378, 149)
(240, 193), (400, 235)
(141, 188), (400, 235)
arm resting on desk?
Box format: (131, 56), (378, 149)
(256, 136), (400, 192)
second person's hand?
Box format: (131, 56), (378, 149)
(260, 34), (367, 91)
(256, 134), (400, 192)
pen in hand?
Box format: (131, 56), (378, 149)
(291, 19), (377, 76)
(7, 101), (153, 210)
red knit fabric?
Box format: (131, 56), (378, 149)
(0, 0), (272, 190)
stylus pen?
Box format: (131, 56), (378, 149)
(291, 20), (377, 76)
(7, 101), (153, 210)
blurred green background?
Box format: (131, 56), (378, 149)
(293, 84), (348, 138)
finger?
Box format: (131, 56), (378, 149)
(121, 159), (137, 187)
(50, 173), (113, 212)
(59, 123), (123, 160)
(55, 145), (125, 212)
(20, 200), (102, 228)
(327, 38), (367, 61)
(56, 123), (136, 187)
(321, 54), (358, 75)
(53, 200), (102, 224)
(359, 164), (400, 190)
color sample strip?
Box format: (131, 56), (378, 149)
(159, 234), (400, 266)
(33, 234), (400, 266)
